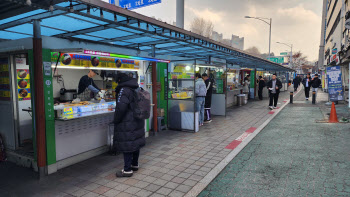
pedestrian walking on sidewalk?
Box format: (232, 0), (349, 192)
(293, 76), (300, 92)
(202, 73), (213, 123)
(267, 74), (283, 110)
(195, 73), (207, 126)
(258, 76), (265, 100)
(302, 73), (312, 100)
(311, 74), (321, 98)
(114, 73), (146, 177)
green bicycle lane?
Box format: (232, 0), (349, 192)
(199, 104), (350, 197)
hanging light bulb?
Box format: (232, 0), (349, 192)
(146, 23), (149, 31)
(100, 9), (104, 18)
(185, 66), (191, 71)
(69, 1), (74, 12)
(87, 5), (90, 14)
(195, 67), (200, 72)
(26, 0), (32, 6)
(114, 13), (117, 22)
(49, 1), (54, 11)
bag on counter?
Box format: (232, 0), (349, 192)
(0, 134), (6, 162)
(132, 87), (151, 120)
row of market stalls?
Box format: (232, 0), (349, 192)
(0, 0), (294, 175)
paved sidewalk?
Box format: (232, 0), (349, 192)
(1, 88), (294, 197)
(199, 90), (350, 197)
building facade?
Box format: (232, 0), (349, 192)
(212, 31), (244, 50)
(320, 0), (349, 104)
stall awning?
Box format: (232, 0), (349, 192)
(0, 0), (294, 72)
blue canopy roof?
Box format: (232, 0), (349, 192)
(0, 0), (293, 71)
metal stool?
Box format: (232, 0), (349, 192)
(107, 122), (114, 151)
(157, 117), (166, 132)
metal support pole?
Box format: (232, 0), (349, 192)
(290, 91), (293, 104)
(33, 19), (47, 178)
(290, 44), (293, 68)
(114, 0), (119, 6)
(312, 91), (316, 104)
(176, 0), (184, 28)
(268, 18), (272, 59)
(151, 45), (157, 135)
(349, 63), (350, 108)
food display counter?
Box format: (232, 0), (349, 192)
(226, 69), (242, 107)
(167, 60), (198, 132)
(54, 101), (116, 121)
(167, 60), (227, 132)
(50, 51), (145, 169)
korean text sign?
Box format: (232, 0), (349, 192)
(119, 0), (161, 10)
(327, 66), (343, 101)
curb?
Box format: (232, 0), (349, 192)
(184, 88), (302, 197)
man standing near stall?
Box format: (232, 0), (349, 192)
(267, 74), (283, 109)
(258, 76), (265, 100)
(202, 73), (213, 123)
(195, 73), (207, 126)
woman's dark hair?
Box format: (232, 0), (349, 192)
(195, 73), (202, 78)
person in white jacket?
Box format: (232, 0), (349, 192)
(195, 73), (207, 126)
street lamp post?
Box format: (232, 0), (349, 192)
(276, 42), (293, 67)
(245, 16), (272, 59)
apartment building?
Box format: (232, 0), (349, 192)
(212, 31), (244, 50)
(320, 0), (349, 103)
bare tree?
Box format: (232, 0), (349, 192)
(291, 51), (308, 69)
(190, 17), (214, 38)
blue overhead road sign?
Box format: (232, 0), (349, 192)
(119, 0), (161, 10)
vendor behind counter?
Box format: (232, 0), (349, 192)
(78, 69), (101, 94)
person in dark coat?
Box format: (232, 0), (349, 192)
(266, 74), (283, 109)
(258, 76), (265, 100)
(202, 73), (213, 122)
(293, 77), (300, 92)
(302, 73), (312, 100)
(311, 74), (321, 98)
(114, 73), (145, 177)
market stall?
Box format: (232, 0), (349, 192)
(226, 67), (243, 107)
(166, 60), (227, 132)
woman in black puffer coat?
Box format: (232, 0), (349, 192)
(114, 73), (145, 177)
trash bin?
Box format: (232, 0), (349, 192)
(237, 94), (245, 106)
(242, 92), (249, 105)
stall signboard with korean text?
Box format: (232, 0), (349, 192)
(327, 66), (344, 101)
(17, 69), (31, 101)
(0, 59), (10, 101)
(51, 52), (139, 70)
(119, 0), (161, 10)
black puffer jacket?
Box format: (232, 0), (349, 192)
(114, 78), (145, 153)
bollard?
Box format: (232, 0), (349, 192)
(312, 91), (316, 104)
(290, 91), (293, 104)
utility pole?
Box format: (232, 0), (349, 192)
(176, 0), (184, 28)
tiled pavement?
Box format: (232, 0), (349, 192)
(1, 88), (295, 197)
(199, 90), (350, 196)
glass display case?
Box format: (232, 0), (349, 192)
(167, 60), (198, 132)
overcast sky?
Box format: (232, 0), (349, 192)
(115, 0), (323, 61)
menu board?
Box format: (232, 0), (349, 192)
(0, 59), (10, 101)
(51, 52), (139, 69)
(17, 69), (31, 101)
(327, 66), (343, 101)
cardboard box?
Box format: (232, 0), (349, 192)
(157, 108), (165, 117)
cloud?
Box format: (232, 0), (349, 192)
(134, 0), (322, 61)
(186, 5), (224, 23)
